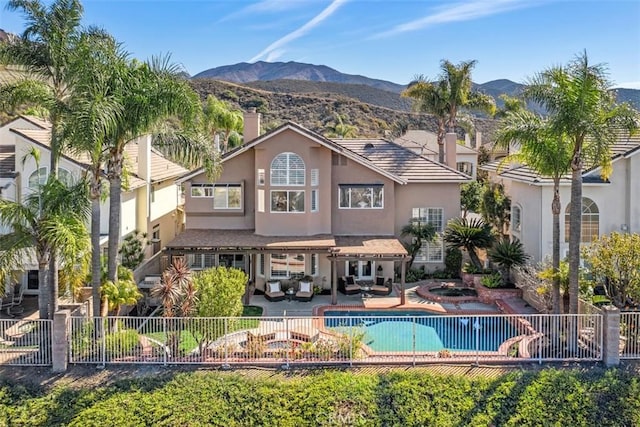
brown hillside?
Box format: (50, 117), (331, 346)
(189, 79), (498, 141)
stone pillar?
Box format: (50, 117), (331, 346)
(602, 306), (621, 367)
(52, 310), (70, 373)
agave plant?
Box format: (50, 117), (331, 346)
(443, 217), (495, 270)
(488, 238), (530, 283)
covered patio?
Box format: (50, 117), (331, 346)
(163, 230), (409, 305)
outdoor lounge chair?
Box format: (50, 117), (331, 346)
(338, 276), (361, 295)
(370, 277), (392, 296)
(265, 281), (285, 302)
(295, 281), (313, 302)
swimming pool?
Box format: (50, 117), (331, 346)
(324, 310), (517, 353)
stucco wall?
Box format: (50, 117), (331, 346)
(331, 156), (395, 236)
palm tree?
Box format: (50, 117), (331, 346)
(488, 239), (530, 285)
(440, 59), (496, 134)
(325, 113), (358, 139)
(104, 56), (202, 285)
(100, 266), (140, 316)
(0, 177), (90, 319)
(400, 219), (436, 269)
(65, 35), (126, 317)
(524, 51), (639, 313)
(402, 76), (448, 162)
(443, 217), (495, 271)
(201, 95), (244, 151)
(1, 0), (107, 315)
(496, 109), (572, 313)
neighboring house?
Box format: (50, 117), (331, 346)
(0, 116), (187, 295)
(394, 130), (479, 179)
(482, 132), (640, 264)
(167, 111), (471, 301)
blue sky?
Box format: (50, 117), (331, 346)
(1, 0), (639, 88)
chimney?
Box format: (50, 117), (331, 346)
(464, 133), (471, 147)
(137, 134), (152, 182)
(445, 133), (457, 170)
(243, 108), (261, 143)
(475, 131), (482, 149)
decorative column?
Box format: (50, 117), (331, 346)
(602, 305), (621, 367)
(52, 310), (70, 373)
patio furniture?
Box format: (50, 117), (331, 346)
(3, 283), (25, 316)
(370, 277), (392, 296)
(295, 281), (313, 302)
(285, 287), (296, 302)
(265, 281), (286, 302)
(338, 276), (361, 295)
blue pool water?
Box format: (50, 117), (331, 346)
(324, 310), (516, 352)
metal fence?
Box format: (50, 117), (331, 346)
(0, 319), (52, 366)
(619, 312), (640, 359)
(68, 313), (603, 366)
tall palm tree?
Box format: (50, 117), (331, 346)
(440, 59), (496, 134)
(496, 109), (572, 313)
(0, 177), (90, 319)
(104, 56), (202, 284)
(402, 76), (448, 162)
(524, 51), (639, 313)
(1, 0), (107, 314)
(65, 35), (126, 317)
(201, 95), (244, 152)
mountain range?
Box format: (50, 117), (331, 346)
(193, 61), (640, 112)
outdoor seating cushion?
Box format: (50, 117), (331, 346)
(296, 291), (313, 299)
(345, 276), (356, 285)
(266, 291), (285, 299)
(268, 282), (281, 293)
(371, 285), (388, 293)
(299, 281), (312, 293)
(345, 284), (361, 292)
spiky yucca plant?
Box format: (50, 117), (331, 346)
(443, 217), (495, 270)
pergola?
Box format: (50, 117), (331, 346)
(164, 229), (410, 305)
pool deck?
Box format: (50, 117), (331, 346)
(251, 281), (536, 318)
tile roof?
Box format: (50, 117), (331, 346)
(10, 126), (186, 189)
(480, 130), (640, 185)
(394, 130), (478, 155)
(334, 138), (471, 183)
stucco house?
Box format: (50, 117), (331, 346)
(0, 115), (187, 295)
(482, 131), (640, 264)
(167, 111), (471, 303)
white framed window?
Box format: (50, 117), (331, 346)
(258, 189), (265, 213)
(258, 254), (265, 276)
(257, 169), (265, 186)
(28, 167), (73, 189)
(311, 169), (319, 186)
(219, 253), (245, 270)
(213, 184), (242, 209)
(512, 205), (522, 233)
(457, 162), (473, 176)
(186, 253), (215, 270)
(270, 253), (305, 279)
(270, 152), (305, 186)
(311, 253), (319, 276)
(338, 185), (383, 209)
(565, 197), (599, 243)
(191, 183), (214, 198)
(271, 190), (305, 213)
(412, 207), (444, 263)
(311, 189), (319, 212)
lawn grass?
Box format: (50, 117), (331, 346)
(1, 367), (639, 426)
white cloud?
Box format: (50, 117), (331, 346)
(265, 49), (287, 62)
(249, 0), (348, 63)
(371, 0), (536, 39)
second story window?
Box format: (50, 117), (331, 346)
(191, 183), (214, 197)
(271, 152), (305, 186)
(271, 190), (304, 213)
(213, 184), (242, 209)
(339, 185), (383, 209)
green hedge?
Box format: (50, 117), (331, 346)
(1, 368), (639, 426)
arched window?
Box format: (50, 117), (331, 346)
(564, 197), (599, 243)
(28, 167), (74, 189)
(28, 167), (47, 189)
(270, 152), (305, 186)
